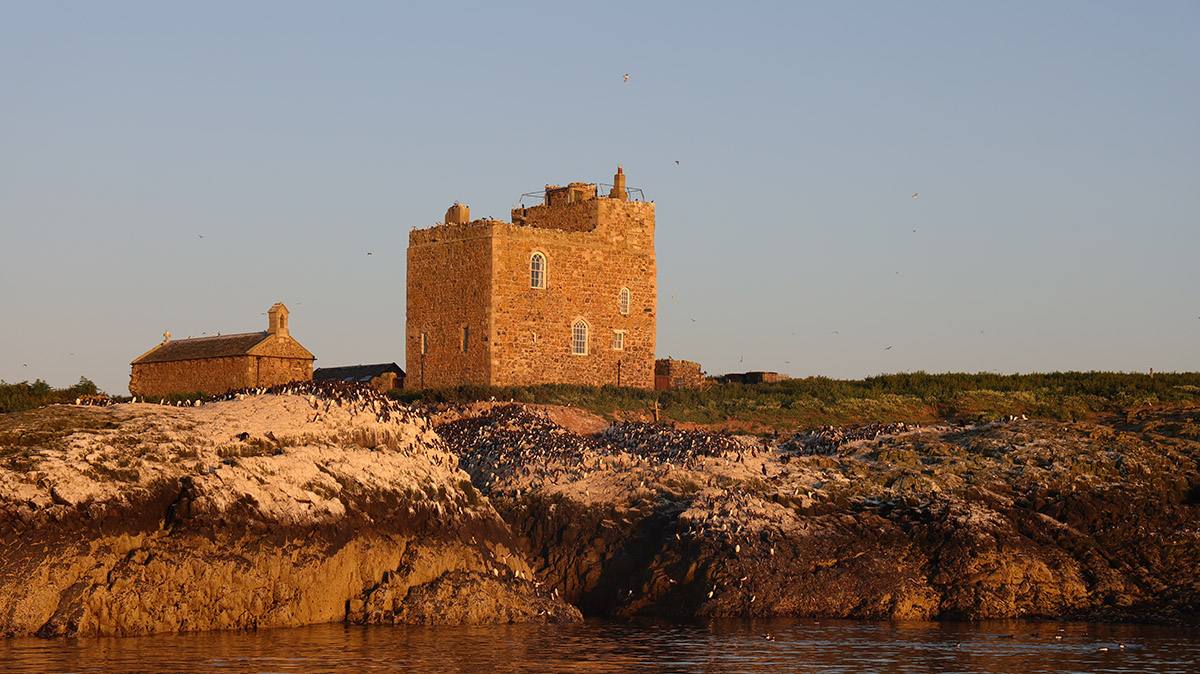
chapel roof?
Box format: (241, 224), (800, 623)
(131, 332), (270, 365)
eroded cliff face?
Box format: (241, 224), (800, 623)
(6, 395), (1198, 638)
(436, 404), (1200, 623)
(0, 391), (579, 638)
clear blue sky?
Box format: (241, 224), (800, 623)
(2, 1), (1197, 395)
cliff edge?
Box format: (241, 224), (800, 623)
(437, 404), (1200, 623)
(0, 388), (579, 637)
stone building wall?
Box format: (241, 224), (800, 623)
(720, 371), (789, 385)
(406, 171), (656, 390)
(252, 355), (314, 390)
(654, 358), (703, 389)
(130, 333), (314, 397)
(130, 356), (254, 397)
(406, 223), (495, 389)
(130, 353), (314, 397)
(369, 372), (400, 393)
(490, 199), (655, 389)
(512, 192), (601, 232)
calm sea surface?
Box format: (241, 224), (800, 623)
(2, 619), (1197, 674)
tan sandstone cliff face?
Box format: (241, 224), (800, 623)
(0, 393), (579, 638)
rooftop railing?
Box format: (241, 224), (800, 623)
(518, 183), (646, 207)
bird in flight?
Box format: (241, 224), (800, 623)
(675, 160), (680, 165)
(623, 74), (630, 82)
(912, 193), (918, 198)
(367, 252), (372, 256)
(884, 346), (893, 351)
(831, 330), (839, 335)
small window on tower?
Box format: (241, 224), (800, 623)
(530, 252), (547, 289)
(461, 325), (469, 353)
(619, 287), (631, 315)
(612, 330), (625, 350)
(420, 332), (428, 355)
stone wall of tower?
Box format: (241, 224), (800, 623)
(406, 222), (495, 389)
(405, 172), (657, 391)
(489, 198), (656, 389)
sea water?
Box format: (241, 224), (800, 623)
(2, 618), (1197, 673)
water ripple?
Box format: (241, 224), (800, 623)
(2, 619), (1197, 674)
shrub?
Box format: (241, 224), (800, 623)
(0, 377), (102, 414)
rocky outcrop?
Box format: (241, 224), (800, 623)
(7, 393), (1198, 638)
(0, 389), (579, 638)
(437, 404), (1200, 623)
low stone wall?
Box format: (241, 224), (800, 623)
(654, 359), (703, 389)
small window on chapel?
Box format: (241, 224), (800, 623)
(530, 252), (546, 289)
(612, 330), (625, 350)
(461, 325), (469, 353)
(420, 332), (428, 355)
(619, 287), (630, 315)
(571, 320), (589, 356)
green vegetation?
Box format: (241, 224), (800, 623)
(6, 371), (1198, 430)
(392, 372), (1200, 431)
(0, 378), (101, 414)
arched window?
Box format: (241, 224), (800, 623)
(530, 252), (546, 289)
(571, 319), (589, 355)
(619, 287), (631, 315)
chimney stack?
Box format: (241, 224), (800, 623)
(608, 166), (627, 201)
(268, 302), (289, 338)
(445, 203), (470, 225)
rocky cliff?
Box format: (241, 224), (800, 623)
(0, 387), (579, 638)
(436, 404), (1200, 623)
(6, 392), (1197, 638)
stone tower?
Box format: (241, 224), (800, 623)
(406, 168), (656, 389)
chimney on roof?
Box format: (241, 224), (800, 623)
(608, 166), (627, 201)
(268, 303), (289, 338)
(445, 202), (470, 225)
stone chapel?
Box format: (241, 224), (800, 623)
(130, 303), (314, 396)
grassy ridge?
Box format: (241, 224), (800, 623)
(7, 372), (1199, 429)
(392, 371), (1200, 430)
